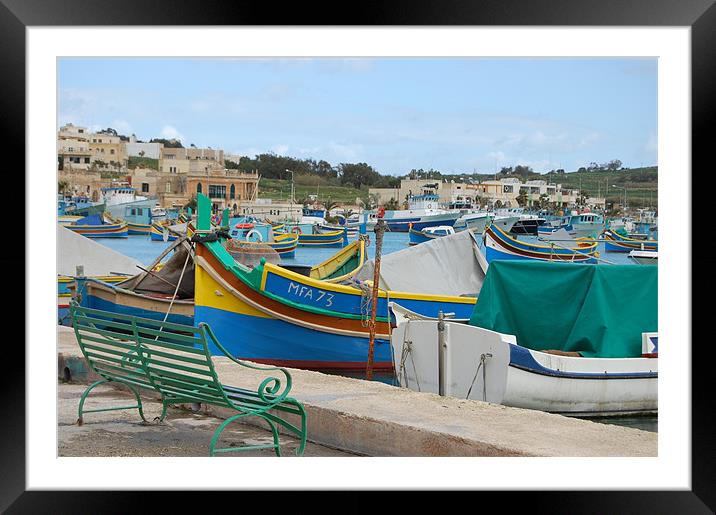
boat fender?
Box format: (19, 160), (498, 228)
(292, 226), (302, 234)
(245, 229), (263, 242)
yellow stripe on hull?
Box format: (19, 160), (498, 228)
(195, 262), (271, 318)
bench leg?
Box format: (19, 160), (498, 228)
(209, 413), (282, 457)
(77, 379), (149, 425)
(294, 404), (307, 457)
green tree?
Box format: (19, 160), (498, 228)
(58, 179), (69, 194)
(384, 197), (400, 210)
(515, 190), (528, 207)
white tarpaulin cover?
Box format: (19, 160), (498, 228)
(57, 225), (142, 276)
(353, 230), (487, 296)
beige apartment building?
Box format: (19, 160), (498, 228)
(57, 123), (92, 171)
(159, 146), (225, 175)
(58, 123), (129, 172)
(130, 165), (259, 212)
(89, 131), (128, 171)
(370, 177), (587, 209)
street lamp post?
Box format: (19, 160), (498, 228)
(611, 184), (627, 212)
(285, 168), (295, 222)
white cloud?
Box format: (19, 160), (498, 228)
(160, 125), (184, 142)
(272, 145), (289, 155)
(112, 119), (132, 134)
(327, 142), (362, 161)
(486, 151), (508, 164)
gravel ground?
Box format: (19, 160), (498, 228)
(58, 381), (358, 457)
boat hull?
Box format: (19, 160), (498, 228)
(391, 317), (657, 416)
(127, 222), (152, 235)
(484, 225), (598, 263)
(384, 214), (459, 232)
(150, 223), (179, 241)
(604, 230), (658, 252)
(77, 279), (194, 326)
(193, 239), (475, 371)
(65, 223), (128, 238)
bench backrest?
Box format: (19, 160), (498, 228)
(71, 304), (232, 408)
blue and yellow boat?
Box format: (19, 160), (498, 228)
(603, 230), (658, 252)
(150, 221), (180, 241)
(484, 223), (598, 263)
(61, 214), (129, 238)
(274, 223), (348, 248)
(192, 194), (475, 371)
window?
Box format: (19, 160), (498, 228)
(110, 149), (115, 155)
(141, 183), (149, 193)
(165, 182), (171, 193)
(84, 158), (90, 163)
(197, 183), (202, 194)
(230, 184), (235, 199)
(208, 184), (226, 199)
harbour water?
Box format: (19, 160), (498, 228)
(93, 229), (646, 267)
(92, 228), (657, 433)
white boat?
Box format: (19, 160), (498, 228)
(629, 249), (658, 265)
(361, 194), (461, 232)
(389, 260), (658, 417)
(101, 185), (148, 206)
(454, 211), (491, 233)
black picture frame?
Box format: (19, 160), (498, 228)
(4, 0), (711, 512)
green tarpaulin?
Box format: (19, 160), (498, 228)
(468, 261), (657, 358)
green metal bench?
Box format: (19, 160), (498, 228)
(69, 302), (307, 456)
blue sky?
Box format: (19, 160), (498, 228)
(58, 58), (657, 175)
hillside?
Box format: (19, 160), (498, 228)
(256, 166), (657, 209)
(548, 166), (657, 208)
(257, 178), (367, 205)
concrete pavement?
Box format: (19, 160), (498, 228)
(58, 326), (657, 457)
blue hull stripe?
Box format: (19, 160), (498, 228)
(195, 305), (393, 366)
(509, 345), (657, 379)
(83, 293), (194, 326)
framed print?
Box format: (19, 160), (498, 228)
(4, 0), (712, 511)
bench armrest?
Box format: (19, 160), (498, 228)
(199, 322), (293, 406)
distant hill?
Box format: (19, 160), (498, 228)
(547, 166), (657, 208)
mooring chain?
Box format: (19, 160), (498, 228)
(466, 352), (493, 401)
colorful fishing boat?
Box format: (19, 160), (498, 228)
(304, 239), (366, 283)
(127, 221), (152, 235)
(603, 229), (658, 252)
(229, 218), (299, 258)
(150, 221), (180, 241)
(483, 224), (598, 263)
(275, 224), (348, 248)
(391, 260), (658, 416)
(192, 194), (479, 371)
(408, 225), (456, 246)
(61, 214), (129, 238)
(74, 237), (195, 326)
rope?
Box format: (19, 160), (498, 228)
(466, 352), (492, 401)
(154, 242), (193, 340)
